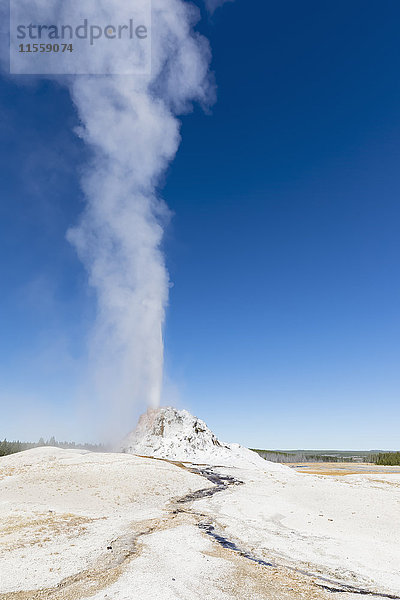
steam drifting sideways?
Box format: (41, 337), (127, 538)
(9, 0), (214, 436)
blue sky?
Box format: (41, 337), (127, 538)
(1, 0), (400, 448)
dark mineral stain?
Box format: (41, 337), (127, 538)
(173, 462), (400, 600)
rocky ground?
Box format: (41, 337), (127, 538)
(0, 442), (399, 600)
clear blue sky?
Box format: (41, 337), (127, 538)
(1, 0), (400, 449)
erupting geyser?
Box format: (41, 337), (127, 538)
(3, 0), (216, 438)
(120, 407), (267, 468)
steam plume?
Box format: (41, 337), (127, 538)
(68, 2), (214, 436)
(204, 0), (234, 14)
(4, 0), (214, 437)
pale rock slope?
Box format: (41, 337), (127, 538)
(1, 411), (400, 599)
(120, 406), (272, 469)
(0, 446), (212, 594)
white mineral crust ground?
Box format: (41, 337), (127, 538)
(0, 407), (399, 600)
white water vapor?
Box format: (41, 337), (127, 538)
(4, 0), (215, 438)
(204, 0), (234, 14)
(69, 2), (213, 436)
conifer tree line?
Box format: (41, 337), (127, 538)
(251, 449), (400, 466)
(0, 438), (106, 457)
(1, 441), (399, 464)
(370, 452), (400, 466)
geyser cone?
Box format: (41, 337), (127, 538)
(120, 407), (268, 469)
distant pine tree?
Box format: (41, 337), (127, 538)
(371, 452), (400, 466)
(0, 438), (107, 457)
